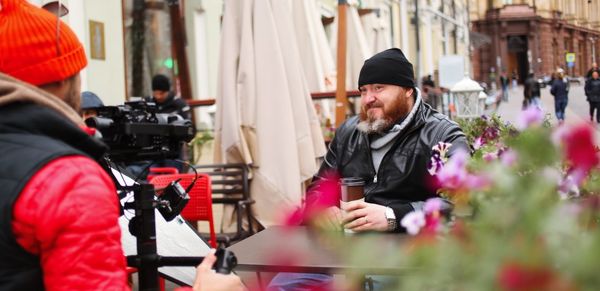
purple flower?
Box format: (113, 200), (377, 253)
(516, 105), (544, 131)
(558, 174), (580, 199)
(400, 210), (426, 235)
(427, 156), (444, 175)
(428, 142), (452, 175)
(483, 126), (500, 141)
(432, 142), (452, 158)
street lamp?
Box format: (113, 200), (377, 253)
(451, 75), (485, 119)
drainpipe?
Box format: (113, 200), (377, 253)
(415, 0), (421, 87)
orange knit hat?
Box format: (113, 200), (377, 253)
(0, 0), (87, 86)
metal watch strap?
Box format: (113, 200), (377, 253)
(385, 207), (397, 231)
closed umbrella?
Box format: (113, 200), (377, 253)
(291, 0), (336, 131)
(215, 0), (326, 227)
(362, 6), (392, 53)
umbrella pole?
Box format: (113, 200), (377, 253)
(335, 0), (348, 128)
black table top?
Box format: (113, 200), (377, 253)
(227, 226), (412, 274)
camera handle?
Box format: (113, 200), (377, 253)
(124, 182), (234, 291)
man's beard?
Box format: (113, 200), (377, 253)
(357, 95), (409, 134)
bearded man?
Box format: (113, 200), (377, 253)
(309, 48), (469, 234)
(268, 48), (469, 291)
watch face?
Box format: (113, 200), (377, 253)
(387, 219), (396, 231)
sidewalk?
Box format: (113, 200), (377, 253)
(491, 84), (591, 127)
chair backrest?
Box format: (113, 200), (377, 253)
(193, 163), (257, 241)
(150, 173), (213, 222)
(147, 167), (179, 182)
(192, 163), (250, 204)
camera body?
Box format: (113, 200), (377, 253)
(86, 101), (194, 163)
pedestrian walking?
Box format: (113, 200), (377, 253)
(524, 73), (542, 110)
(586, 62), (599, 80)
(585, 71), (600, 123)
(511, 70), (518, 89)
(500, 71), (510, 102)
(550, 70), (570, 123)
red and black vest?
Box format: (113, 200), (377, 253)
(0, 103), (106, 290)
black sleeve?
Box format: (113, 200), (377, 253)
(441, 122), (470, 158)
(305, 128), (340, 200)
(174, 99), (191, 120)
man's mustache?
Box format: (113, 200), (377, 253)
(364, 102), (384, 110)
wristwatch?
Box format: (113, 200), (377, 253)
(385, 207), (397, 231)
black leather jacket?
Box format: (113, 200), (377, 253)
(147, 92), (191, 121)
(308, 100), (468, 230)
(585, 78), (600, 103)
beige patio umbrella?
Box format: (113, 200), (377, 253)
(215, 0), (325, 228)
(361, 6), (392, 53)
(291, 0), (337, 129)
(292, 0), (336, 93)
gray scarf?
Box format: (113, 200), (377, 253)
(369, 89), (422, 174)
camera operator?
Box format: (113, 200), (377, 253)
(148, 74), (191, 121)
(80, 91), (105, 120)
(0, 1), (242, 290)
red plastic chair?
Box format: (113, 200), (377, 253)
(147, 167), (179, 182)
(150, 173), (217, 248)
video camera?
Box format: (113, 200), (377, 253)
(88, 100), (192, 221)
(85, 100), (194, 163)
(90, 100), (238, 288)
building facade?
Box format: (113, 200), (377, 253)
(471, 0), (600, 84)
(29, 0), (127, 106)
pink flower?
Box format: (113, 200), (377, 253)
(564, 124), (598, 174)
(423, 198), (442, 214)
(497, 262), (556, 291)
(473, 136), (484, 150)
(465, 174), (490, 189)
(436, 149), (469, 189)
(515, 105), (544, 131)
(283, 171), (341, 225)
(423, 198), (444, 233)
(551, 124), (569, 146)
(436, 148), (490, 191)
(500, 149), (517, 167)
(400, 210), (426, 235)
(483, 152), (497, 162)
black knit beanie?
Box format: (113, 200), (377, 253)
(358, 48), (415, 89)
(152, 74), (171, 91)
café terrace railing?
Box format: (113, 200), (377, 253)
(186, 90), (362, 108)
(186, 91), (362, 144)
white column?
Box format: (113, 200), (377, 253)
(64, 0), (88, 91)
(424, 3), (434, 76)
(399, 0), (410, 59)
